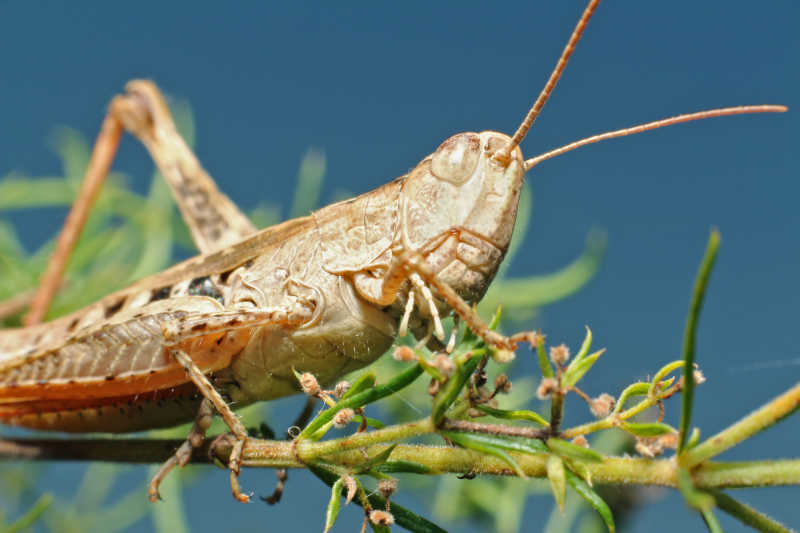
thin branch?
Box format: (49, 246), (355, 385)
(710, 490), (795, 533)
(0, 437), (193, 463)
(440, 419), (549, 440)
(685, 382), (800, 467)
(1, 437), (798, 489)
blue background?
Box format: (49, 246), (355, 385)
(0, 1), (797, 531)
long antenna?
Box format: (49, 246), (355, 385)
(523, 105), (787, 171)
(493, 0), (600, 165)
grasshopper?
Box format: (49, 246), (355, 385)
(0, 0), (785, 503)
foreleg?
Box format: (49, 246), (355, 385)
(395, 250), (514, 351)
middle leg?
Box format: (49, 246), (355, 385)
(170, 348), (251, 503)
(149, 302), (315, 502)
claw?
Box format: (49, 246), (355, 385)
(148, 487), (163, 503)
(231, 470), (252, 503)
(209, 432), (250, 503)
(148, 440), (193, 502)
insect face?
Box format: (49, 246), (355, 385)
(398, 131), (525, 304)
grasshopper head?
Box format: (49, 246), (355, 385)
(399, 131), (525, 303)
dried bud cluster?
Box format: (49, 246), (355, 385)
(378, 478), (398, 499)
(467, 407), (484, 418)
(634, 438), (659, 458)
(333, 408), (355, 428)
(572, 435), (590, 448)
(369, 510), (395, 526)
(520, 331), (545, 347)
(549, 343), (571, 366)
(343, 475), (357, 504)
(634, 433), (679, 457)
(494, 374), (512, 394)
(536, 377), (558, 399)
(635, 437), (663, 458)
(590, 393), (616, 418)
(299, 372), (320, 396)
(693, 369), (706, 385)
(334, 380), (351, 398)
(492, 348), (516, 363)
(658, 432), (679, 450)
(393, 346), (418, 362)
(432, 354), (455, 377)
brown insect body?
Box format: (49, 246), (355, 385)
(0, 131), (524, 432)
(0, 0), (784, 502)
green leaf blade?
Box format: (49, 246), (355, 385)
(678, 229), (720, 452)
(324, 477), (344, 533)
(442, 432), (532, 479)
(546, 438), (605, 463)
(621, 422), (677, 438)
(475, 405), (549, 427)
(546, 455), (566, 512)
(564, 469), (615, 532)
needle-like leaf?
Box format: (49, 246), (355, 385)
(678, 230), (720, 452)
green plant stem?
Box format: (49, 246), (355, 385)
(296, 418), (435, 461)
(700, 507), (723, 533)
(550, 389), (565, 435)
(693, 460), (800, 488)
(684, 382), (800, 467)
(710, 490), (795, 533)
(2, 436), (798, 490)
(440, 419), (548, 439)
(298, 363), (425, 438)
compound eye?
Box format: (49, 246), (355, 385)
(431, 132), (481, 184)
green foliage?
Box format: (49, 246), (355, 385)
(2, 106), (796, 533)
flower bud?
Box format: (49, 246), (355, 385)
(693, 369), (706, 385)
(393, 346), (418, 362)
(658, 432), (679, 450)
(343, 475), (356, 504)
(536, 377), (558, 399)
(433, 354), (455, 377)
(572, 435), (589, 448)
(333, 408), (355, 428)
(590, 393), (615, 418)
(299, 372), (320, 396)
(549, 343), (571, 366)
(635, 437), (663, 458)
(525, 331), (544, 347)
(378, 478), (398, 499)
(334, 380), (351, 398)
(494, 374), (512, 394)
(370, 510), (395, 526)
